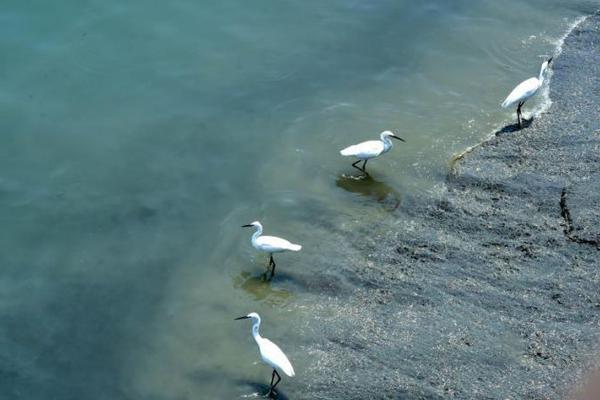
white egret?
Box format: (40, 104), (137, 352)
(241, 221), (301, 279)
(340, 130), (405, 175)
(235, 312), (295, 397)
(501, 58), (553, 128)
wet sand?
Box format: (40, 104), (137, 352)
(291, 12), (600, 400)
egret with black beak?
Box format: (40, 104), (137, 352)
(340, 130), (405, 175)
(241, 221), (301, 280)
(501, 58), (553, 128)
(235, 312), (295, 397)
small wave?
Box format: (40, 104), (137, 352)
(451, 15), (589, 165)
(553, 16), (588, 57)
(531, 16), (588, 120)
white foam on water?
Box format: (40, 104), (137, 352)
(450, 15), (589, 165)
(531, 16), (588, 120)
(240, 392), (262, 398)
(554, 16), (589, 56)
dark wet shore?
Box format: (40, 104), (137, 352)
(296, 12), (600, 400)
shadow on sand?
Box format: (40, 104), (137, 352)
(497, 117), (533, 136)
(336, 173), (401, 211)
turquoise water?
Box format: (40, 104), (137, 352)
(0, 1), (595, 398)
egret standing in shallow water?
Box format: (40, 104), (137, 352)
(242, 221), (301, 280)
(235, 312), (295, 397)
(340, 130), (405, 175)
(502, 58), (553, 128)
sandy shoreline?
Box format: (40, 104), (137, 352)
(296, 11), (600, 400)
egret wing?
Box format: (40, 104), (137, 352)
(340, 140), (384, 158)
(256, 235), (299, 252)
(502, 77), (540, 108)
(259, 338), (295, 377)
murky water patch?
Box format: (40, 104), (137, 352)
(0, 1), (596, 399)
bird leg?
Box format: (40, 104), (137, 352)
(351, 160), (363, 174)
(269, 369), (276, 390)
(268, 255), (276, 280)
(351, 160), (369, 176)
(268, 369), (281, 397)
(272, 370), (282, 390)
(517, 101), (523, 128)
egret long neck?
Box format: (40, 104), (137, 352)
(251, 225), (263, 246)
(382, 136), (393, 152)
(538, 64), (547, 84)
(252, 319), (262, 342)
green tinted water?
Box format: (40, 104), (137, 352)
(0, 1), (594, 398)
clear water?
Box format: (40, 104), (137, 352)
(0, 1), (595, 398)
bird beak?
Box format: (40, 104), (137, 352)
(235, 316), (250, 320)
(241, 224), (253, 228)
(391, 135), (406, 142)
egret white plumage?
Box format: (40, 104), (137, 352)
(501, 58), (553, 128)
(235, 312), (295, 397)
(242, 221), (301, 279)
(340, 130), (405, 175)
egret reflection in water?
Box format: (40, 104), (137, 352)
(233, 271), (291, 306)
(336, 174), (402, 211)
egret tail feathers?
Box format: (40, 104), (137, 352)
(340, 146), (356, 156)
(288, 244), (302, 252)
(282, 363), (295, 377)
(501, 97), (515, 108)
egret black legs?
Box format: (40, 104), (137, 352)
(268, 254), (276, 280)
(351, 159), (369, 175)
(516, 101), (524, 128)
(268, 369), (281, 397)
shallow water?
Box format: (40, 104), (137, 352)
(0, 1), (597, 398)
